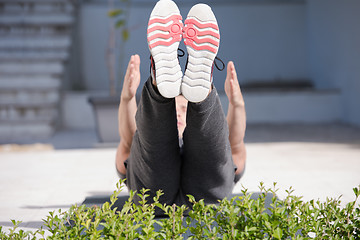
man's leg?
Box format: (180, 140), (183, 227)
(181, 87), (236, 203)
(126, 77), (182, 205)
(125, 0), (184, 204)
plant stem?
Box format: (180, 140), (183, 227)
(107, 0), (116, 96)
(117, 0), (132, 94)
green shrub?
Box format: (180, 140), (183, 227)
(1, 180), (359, 239)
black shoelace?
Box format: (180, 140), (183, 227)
(184, 55), (225, 73)
(214, 56), (225, 71)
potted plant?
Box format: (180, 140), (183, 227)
(88, 0), (131, 143)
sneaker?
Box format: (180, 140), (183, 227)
(182, 4), (220, 103)
(147, 0), (183, 98)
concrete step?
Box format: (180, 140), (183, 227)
(0, 121), (55, 141)
(0, 0), (72, 4)
(0, 106), (57, 122)
(0, 61), (64, 74)
(0, 49), (68, 61)
(0, 36), (71, 49)
(0, 89), (59, 106)
(0, 0), (74, 142)
(0, 14), (73, 26)
(0, 25), (71, 36)
(0, 75), (61, 90)
(0, 0), (70, 3)
(0, 1), (74, 14)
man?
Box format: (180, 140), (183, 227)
(115, 0), (246, 206)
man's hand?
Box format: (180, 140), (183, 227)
(224, 61), (246, 175)
(121, 54), (141, 102)
(224, 61), (245, 108)
(117, 55), (141, 176)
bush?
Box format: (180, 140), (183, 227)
(1, 180), (359, 239)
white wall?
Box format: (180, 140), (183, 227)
(214, 3), (308, 85)
(307, 0), (360, 126)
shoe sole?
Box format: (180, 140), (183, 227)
(147, 0), (183, 98)
(182, 4), (220, 103)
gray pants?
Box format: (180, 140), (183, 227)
(124, 77), (240, 207)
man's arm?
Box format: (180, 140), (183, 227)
(116, 54), (141, 175)
(224, 61), (247, 175)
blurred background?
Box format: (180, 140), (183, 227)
(0, 0), (359, 146)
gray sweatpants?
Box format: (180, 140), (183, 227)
(124, 77), (241, 207)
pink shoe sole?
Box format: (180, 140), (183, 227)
(147, 0), (183, 98)
(182, 4), (220, 103)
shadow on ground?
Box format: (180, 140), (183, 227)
(81, 192), (275, 215)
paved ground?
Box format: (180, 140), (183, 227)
(1, 124), (360, 234)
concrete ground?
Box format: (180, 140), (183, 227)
(1, 123), (360, 234)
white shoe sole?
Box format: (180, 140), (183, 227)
(147, 0), (183, 98)
(182, 4), (220, 103)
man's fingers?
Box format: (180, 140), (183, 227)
(230, 62), (241, 89)
(230, 62), (238, 80)
(125, 55), (135, 80)
(133, 54), (140, 74)
(232, 70), (239, 87)
(128, 55), (141, 90)
(133, 54), (141, 81)
(227, 61), (239, 89)
(134, 54), (140, 66)
(229, 78), (235, 92)
(227, 61), (237, 79)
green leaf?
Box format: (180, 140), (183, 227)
(265, 221), (271, 230)
(353, 186), (359, 197)
(187, 195), (196, 203)
(108, 9), (123, 17)
(115, 19), (126, 29)
(273, 227), (283, 239)
(122, 29), (129, 41)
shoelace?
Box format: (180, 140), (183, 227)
(184, 55), (225, 74)
(214, 56), (225, 71)
(177, 48), (185, 57)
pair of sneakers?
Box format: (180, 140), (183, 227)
(147, 0), (220, 103)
